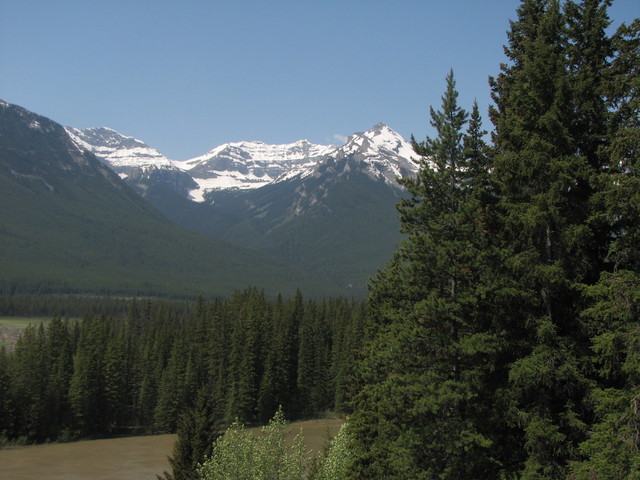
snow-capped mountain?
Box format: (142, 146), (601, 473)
(338, 122), (419, 182)
(65, 126), (197, 196)
(284, 123), (418, 186)
(185, 123), (418, 201)
(62, 120), (419, 295)
(66, 123), (418, 203)
(182, 139), (336, 200)
(65, 126), (175, 174)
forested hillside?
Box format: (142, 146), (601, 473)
(0, 101), (340, 298)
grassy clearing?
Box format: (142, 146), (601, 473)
(0, 317), (53, 328)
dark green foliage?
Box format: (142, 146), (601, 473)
(68, 316), (110, 436)
(1, 290), (362, 445)
(569, 270), (640, 479)
(349, 1), (639, 478)
(487, 2), (639, 477)
(489, 2), (594, 477)
(349, 71), (507, 479)
(159, 388), (220, 480)
(0, 347), (12, 439)
(567, 16), (640, 480)
(257, 293), (301, 421)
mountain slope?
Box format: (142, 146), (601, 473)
(63, 121), (419, 295)
(147, 125), (418, 295)
(0, 100), (339, 298)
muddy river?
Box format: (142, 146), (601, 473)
(0, 418), (343, 479)
(0, 434), (176, 480)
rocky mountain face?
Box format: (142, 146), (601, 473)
(67, 123), (418, 203)
(65, 127), (198, 197)
(183, 139), (336, 199)
(258, 123), (417, 217)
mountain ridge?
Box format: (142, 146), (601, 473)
(1, 100), (340, 298)
(66, 122), (419, 203)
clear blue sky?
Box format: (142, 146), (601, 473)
(1, 0), (638, 160)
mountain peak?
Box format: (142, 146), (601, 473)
(66, 126), (148, 150)
(370, 122), (390, 131)
(325, 124), (417, 187)
(65, 126), (177, 173)
(182, 138), (336, 196)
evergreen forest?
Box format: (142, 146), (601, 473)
(0, 290), (365, 444)
(1, 1), (638, 479)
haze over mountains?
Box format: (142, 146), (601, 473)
(66, 122), (419, 295)
(2, 99), (419, 298)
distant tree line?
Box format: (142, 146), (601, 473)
(0, 291), (180, 318)
(0, 288), (366, 444)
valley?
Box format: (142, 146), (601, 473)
(64, 121), (418, 296)
(0, 101), (346, 299)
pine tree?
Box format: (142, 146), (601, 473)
(43, 317), (73, 439)
(0, 346), (13, 439)
(569, 16), (640, 479)
(103, 330), (128, 432)
(487, 0), (607, 476)
(349, 71), (504, 478)
(225, 289), (265, 423)
(257, 295), (296, 422)
(10, 323), (49, 440)
(159, 388), (220, 480)
(332, 300), (367, 413)
(207, 299), (232, 423)
(154, 339), (187, 432)
(69, 316), (109, 436)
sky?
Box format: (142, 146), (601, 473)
(1, 1), (638, 161)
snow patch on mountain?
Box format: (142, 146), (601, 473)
(276, 123), (419, 189)
(65, 127), (177, 174)
(334, 122), (419, 185)
(182, 139), (336, 198)
(65, 123), (420, 202)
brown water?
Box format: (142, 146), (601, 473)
(0, 434), (176, 480)
(0, 418), (344, 480)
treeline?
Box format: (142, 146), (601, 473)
(0, 293), (181, 319)
(0, 281), (197, 318)
(0, 288), (366, 443)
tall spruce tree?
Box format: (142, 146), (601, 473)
(569, 16), (640, 479)
(349, 71), (504, 479)
(487, 0), (609, 477)
(0, 347), (12, 438)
